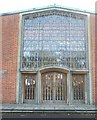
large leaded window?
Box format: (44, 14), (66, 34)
(21, 10), (88, 70)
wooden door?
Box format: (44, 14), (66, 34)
(72, 74), (85, 103)
(41, 72), (67, 103)
(23, 74), (36, 103)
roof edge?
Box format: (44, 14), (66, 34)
(0, 4), (95, 16)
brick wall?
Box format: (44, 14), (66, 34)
(90, 14), (97, 104)
(2, 14), (19, 103)
(0, 16), (2, 103)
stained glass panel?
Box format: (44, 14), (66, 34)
(22, 10), (87, 70)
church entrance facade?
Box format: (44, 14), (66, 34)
(22, 69), (85, 105)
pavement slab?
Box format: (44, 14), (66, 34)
(1, 103), (96, 113)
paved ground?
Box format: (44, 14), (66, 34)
(1, 103), (96, 112)
(0, 103), (97, 119)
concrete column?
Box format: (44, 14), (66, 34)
(67, 71), (72, 104)
(85, 73), (90, 104)
(67, 72), (70, 104)
(70, 72), (73, 104)
(38, 71), (41, 103)
(16, 71), (20, 103)
(19, 72), (23, 103)
(87, 14), (92, 105)
(84, 15), (92, 105)
(36, 71), (40, 104)
(16, 14), (22, 104)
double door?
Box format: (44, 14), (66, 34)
(41, 72), (67, 103)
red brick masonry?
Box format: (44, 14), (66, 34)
(90, 14), (97, 104)
(1, 14), (19, 103)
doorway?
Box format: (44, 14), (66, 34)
(23, 74), (36, 103)
(41, 72), (67, 103)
